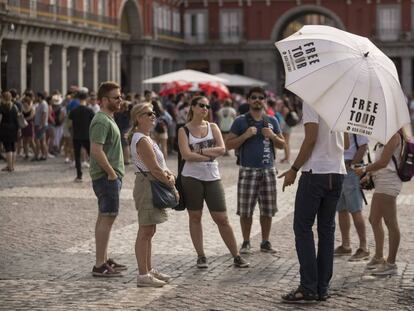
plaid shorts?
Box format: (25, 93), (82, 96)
(237, 167), (278, 217)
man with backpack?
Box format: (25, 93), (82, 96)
(225, 87), (285, 254)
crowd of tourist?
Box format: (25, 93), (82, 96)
(1, 82), (413, 301)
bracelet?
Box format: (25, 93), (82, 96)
(291, 165), (299, 172)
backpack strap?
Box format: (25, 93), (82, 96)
(178, 126), (190, 174)
(391, 132), (404, 172)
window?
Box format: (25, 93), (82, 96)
(173, 10), (180, 34)
(184, 10), (207, 44)
(220, 10), (242, 43)
(98, 0), (107, 16)
(377, 5), (401, 41)
(29, 0), (36, 16)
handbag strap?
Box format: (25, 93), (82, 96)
(135, 164), (148, 177)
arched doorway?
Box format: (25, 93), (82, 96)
(272, 6), (345, 94)
(119, 0), (142, 93)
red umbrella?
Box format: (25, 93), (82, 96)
(198, 82), (230, 100)
(159, 81), (192, 96)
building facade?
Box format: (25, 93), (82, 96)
(1, 0), (413, 96)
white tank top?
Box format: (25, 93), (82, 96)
(182, 122), (220, 181)
(374, 137), (402, 173)
(130, 132), (167, 173)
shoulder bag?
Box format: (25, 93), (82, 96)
(136, 165), (178, 209)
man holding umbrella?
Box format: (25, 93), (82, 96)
(279, 102), (348, 302)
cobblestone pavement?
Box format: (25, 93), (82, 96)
(1, 127), (413, 310)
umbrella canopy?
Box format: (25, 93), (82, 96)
(199, 82), (231, 100)
(143, 69), (228, 84)
(275, 25), (410, 144)
(215, 73), (268, 87)
(159, 81), (193, 96)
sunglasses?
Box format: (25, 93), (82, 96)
(141, 111), (156, 117)
(106, 95), (123, 101)
(250, 95), (265, 100)
(197, 103), (211, 109)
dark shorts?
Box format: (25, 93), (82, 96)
(92, 176), (122, 216)
(2, 141), (16, 152)
(181, 176), (226, 212)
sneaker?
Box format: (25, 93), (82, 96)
(107, 258), (127, 271)
(371, 262), (398, 276)
(348, 248), (370, 262)
(196, 256), (208, 269)
(65, 157), (70, 164)
(74, 177), (83, 183)
(240, 241), (252, 254)
(260, 241), (277, 254)
(150, 268), (170, 282)
(92, 263), (123, 277)
(366, 257), (386, 270)
(334, 245), (352, 256)
(47, 153), (55, 159)
(136, 274), (166, 287)
(234, 255), (249, 268)
(82, 161), (90, 168)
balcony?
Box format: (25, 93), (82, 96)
(375, 28), (401, 42)
(156, 29), (185, 43)
(5, 0), (118, 30)
(184, 32), (245, 45)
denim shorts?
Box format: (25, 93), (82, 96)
(35, 126), (46, 140)
(92, 176), (122, 216)
(336, 169), (363, 213)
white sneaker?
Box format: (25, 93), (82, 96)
(47, 153), (55, 158)
(371, 262), (398, 276)
(366, 257), (386, 270)
(150, 268), (171, 282)
(65, 158), (70, 164)
(82, 161), (90, 168)
(136, 274), (166, 287)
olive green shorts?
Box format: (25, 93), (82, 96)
(133, 173), (168, 225)
(181, 176), (226, 212)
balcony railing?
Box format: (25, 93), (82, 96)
(156, 28), (184, 41)
(184, 32), (245, 45)
(6, 0), (118, 30)
(375, 28), (401, 41)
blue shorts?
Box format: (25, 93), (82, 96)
(92, 176), (122, 216)
(35, 126), (46, 140)
(336, 169), (363, 213)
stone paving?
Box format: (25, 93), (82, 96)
(0, 128), (413, 310)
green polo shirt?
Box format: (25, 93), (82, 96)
(89, 111), (125, 180)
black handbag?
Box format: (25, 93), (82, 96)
(136, 166), (178, 209)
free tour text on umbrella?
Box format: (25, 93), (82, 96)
(282, 42), (320, 72)
(349, 97), (378, 127)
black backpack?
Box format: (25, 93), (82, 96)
(235, 112), (275, 165)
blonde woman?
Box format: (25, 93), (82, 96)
(129, 103), (175, 287)
(178, 96), (249, 269)
(354, 129), (407, 276)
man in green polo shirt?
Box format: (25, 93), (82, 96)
(89, 81), (126, 277)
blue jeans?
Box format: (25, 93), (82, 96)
(294, 172), (344, 296)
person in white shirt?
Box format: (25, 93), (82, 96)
(279, 102), (348, 303)
(334, 134), (370, 261)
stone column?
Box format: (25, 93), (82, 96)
(61, 46), (67, 95)
(78, 48), (83, 87)
(401, 56), (412, 95)
(109, 50), (116, 81)
(113, 51), (120, 83)
(0, 39), (3, 91)
(92, 50), (98, 91)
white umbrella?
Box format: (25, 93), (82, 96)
(143, 69), (228, 84)
(215, 73), (268, 87)
(275, 25), (410, 144)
